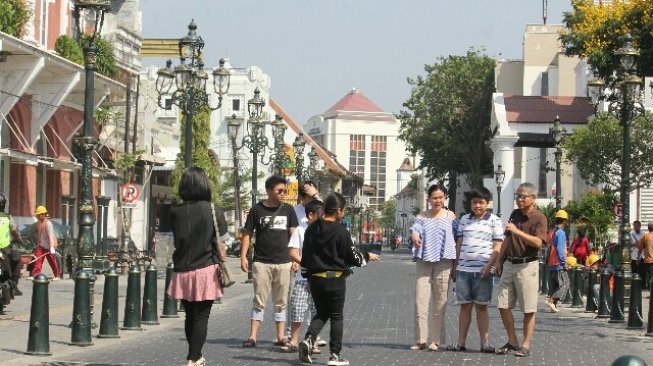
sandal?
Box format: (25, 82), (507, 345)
(514, 347), (531, 357)
(495, 342), (519, 355)
(242, 339), (257, 348)
(280, 344), (298, 353)
(480, 345), (495, 353)
(428, 343), (439, 352)
(273, 337), (288, 346)
(410, 343), (426, 351)
(446, 343), (466, 352)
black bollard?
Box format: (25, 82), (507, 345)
(646, 281), (653, 336)
(70, 270), (93, 346)
(121, 264), (142, 330)
(611, 355), (649, 366)
(98, 267), (120, 338)
(627, 273), (644, 329)
(161, 262), (179, 318)
(25, 274), (51, 355)
(562, 267), (573, 304)
(609, 270), (626, 323)
(572, 266), (584, 308)
(597, 269), (611, 318)
(141, 264), (159, 325)
(585, 268), (597, 313)
(540, 261), (549, 295)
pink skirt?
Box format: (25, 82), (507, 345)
(167, 264), (223, 301)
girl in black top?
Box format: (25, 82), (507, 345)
(167, 167), (229, 366)
(298, 192), (380, 366)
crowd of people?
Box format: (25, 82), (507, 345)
(164, 168), (653, 366)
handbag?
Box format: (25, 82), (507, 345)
(211, 204), (236, 288)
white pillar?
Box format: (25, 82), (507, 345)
(492, 136), (519, 224)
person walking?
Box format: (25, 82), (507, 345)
(544, 210), (570, 313)
(240, 175), (298, 348)
(494, 182), (548, 358)
(570, 227), (591, 267)
(631, 221), (647, 289)
(166, 167), (230, 366)
(409, 184), (457, 352)
(447, 187), (503, 353)
(30, 205), (61, 279)
(298, 192), (380, 366)
(0, 193), (23, 295)
(636, 222), (653, 290)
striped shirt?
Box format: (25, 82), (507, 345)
(410, 211), (457, 262)
(455, 212), (504, 273)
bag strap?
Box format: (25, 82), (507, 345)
(210, 204), (226, 263)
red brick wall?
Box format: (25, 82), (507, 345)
(9, 164), (36, 217)
(46, 170), (62, 218)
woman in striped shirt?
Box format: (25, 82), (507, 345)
(409, 184), (457, 352)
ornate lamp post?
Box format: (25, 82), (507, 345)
(228, 115), (244, 229)
(72, 0), (110, 275)
(155, 20), (231, 168)
(291, 133), (319, 203)
(586, 34), (644, 274)
(494, 164), (506, 217)
(549, 116), (566, 210)
(271, 115), (288, 176)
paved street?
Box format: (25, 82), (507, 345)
(1, 249), (652, 365)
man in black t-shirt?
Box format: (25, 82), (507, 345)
(241, 176), (298, 348)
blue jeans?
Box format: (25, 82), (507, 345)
(455, 270), (493, 305)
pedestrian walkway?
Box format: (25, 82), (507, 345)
(1, 251), (652, 365)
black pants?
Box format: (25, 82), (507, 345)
(633, 260), (648, 289)
(305, 276), (346, 355)
(644, 263), (653, 290)
(181, 299), (213, 362)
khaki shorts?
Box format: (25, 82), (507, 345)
(496, 260), (539, 313)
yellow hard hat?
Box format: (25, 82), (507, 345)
(587, 253), (600, 266)
(555, 210), (569, 220)
(34, 205), (48, 215)
(567, 256), (577, 267)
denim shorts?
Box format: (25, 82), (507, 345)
(456, 270), (493, 305)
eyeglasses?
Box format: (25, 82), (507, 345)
(275, 189), (288, 195)
(514, 193), (535, 201)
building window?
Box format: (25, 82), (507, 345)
(349, 134), (365, 178)
(40, 0), (48, 46)
(369, 136), (387, 211)
(232, 98), (240, 111)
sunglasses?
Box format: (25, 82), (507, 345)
(514, 193), (535, 201)
(275, 189), (288, 194)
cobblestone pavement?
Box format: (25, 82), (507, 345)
(2, 250), (652, 365)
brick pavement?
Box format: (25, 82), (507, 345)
(0, 250), (651, 365)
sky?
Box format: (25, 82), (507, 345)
(139, 0), (574, 125)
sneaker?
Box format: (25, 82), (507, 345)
(51, 277), (60, 281)
(315, 337), (327, 347)
(299, 339), (313, 364)
(327, 353), (349, 366)
(193, 357), (206, 366)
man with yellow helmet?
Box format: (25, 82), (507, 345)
(544, 210), (570, 313)
(30, 206), (60, 279)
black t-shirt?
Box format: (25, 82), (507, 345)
(301, 219), (369, 274)
(244, 201), (298, 264)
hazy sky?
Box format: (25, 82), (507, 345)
(140, 0), (573, 124)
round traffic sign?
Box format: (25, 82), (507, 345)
(121, 182), (141, 203)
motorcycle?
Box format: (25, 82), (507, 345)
(0, 249), (14, 315)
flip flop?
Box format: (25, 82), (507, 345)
(495, 342), (519, 355)
(242, 339), (256, 348)
(445, 343), (466, 352)
(514, 347), (531, 357)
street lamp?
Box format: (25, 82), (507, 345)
(494, 164), (505, 217)
(291, 133), (319, 203)
(271, 115), (288, 176)
(550, 116), (566, 210)
(586, 33), (644, 276)
(155, 20), (231, 168)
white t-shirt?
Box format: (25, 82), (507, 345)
(631, 230), (645, 260)
(288, 225), (307, 280)
(294, 204), (308, 230)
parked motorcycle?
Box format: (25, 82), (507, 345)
(0, 249), (14, 315)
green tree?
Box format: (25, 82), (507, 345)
(560, 0), (653, 82)
(0, 0), (31, 37)
(171, 104), (223, 204)
(54, 34), (118, 78)
(55, 35), (84, 64)
(562, 111), (653, 193)
(378, 199), (397, 229)
(565, 190), (617, 247)
(397, 49), (496, 208)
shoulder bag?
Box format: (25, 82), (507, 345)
(211, 204), (236, 288)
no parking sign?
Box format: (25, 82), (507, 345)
(121, 182), (141, 204)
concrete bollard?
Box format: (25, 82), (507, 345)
(141, 264), (159, 325)
(98, 268), (120, 338)
(571, 266), (584, 308)
(25, 274), (51, 355)
(585, 268), (597, 313)
(646, 282), (653, 336)
(597, 269), (611, 318)
(627, 273), (644, 329)
(161, 262), (179, 318)
(562, 267), (573, 304)
(121, 264), (142, 330)
(609, 270), (626, 323)
(70, 270), (93, 346)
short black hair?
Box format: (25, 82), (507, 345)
(323, 192), (347, 216)
(427, 184), (447, 197)
(634, 220), (641, 225)
(304, 199), (324, 216)
(265, 175), (287, 190)
(467, 187), (492, 202)
(298, 180), (317, 199)
(178, 166), (212, 202)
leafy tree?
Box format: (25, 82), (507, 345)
(171, 104), (223, 204)
(560, 0), (653, 82)
(0, 0), (30, 37)
(562, 111), (653, 193)
(565, 190), (617, 248)
(55, 35), (84, 64)
(377, 199), (397, 229)
(397, 49), (496, 208)
(54, 34), (118, 78)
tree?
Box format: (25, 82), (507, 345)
(397, 49), (496, 207)
(171, 104), (223, 204)
(562, 111), (653, 193)
(54, 35), (119, 78)
(377, 199), (397, 230)
(560, 0), (653, 82)
(565, 190), (617, 248)
(0, 0), (30, 37)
